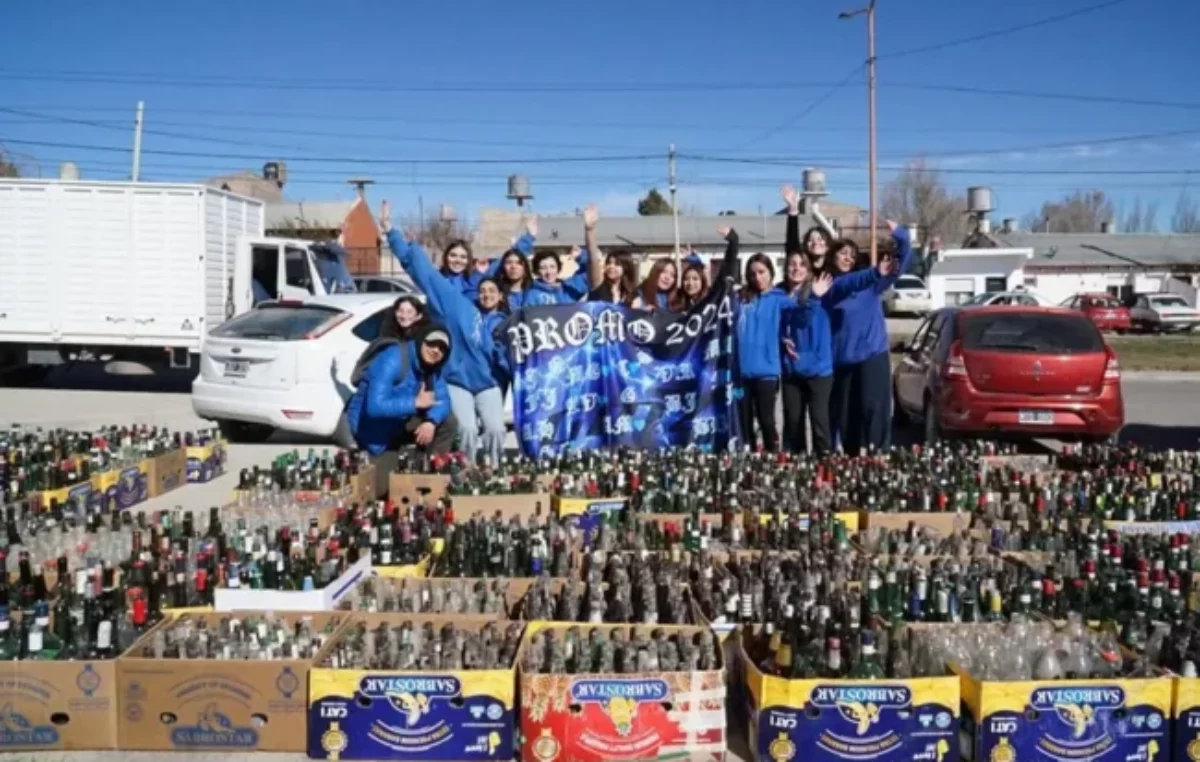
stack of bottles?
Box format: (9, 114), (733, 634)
(236, 447), (373, 497)
(137, 613), (344, 660)
(519, 553), (694, 624)
(350, 577), (508, 615)
(522, 625), (720, 674)
(322, 619), (524, 671)
(433, 510), (578, 578)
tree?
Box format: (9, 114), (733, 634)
(1172, 191), (1200, 233)
(880, 159), (968, 245)
(637, 188), (673, 216)
(1027, 190), (1114, 233)
(1120, 196), (1158, 233)
(0, 149), (19, 178)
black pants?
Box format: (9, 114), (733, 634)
(739, 378), (780, 452)
(781, 374), (834, 454)
(831, 350), (892, 455)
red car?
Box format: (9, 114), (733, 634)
(893, 306), (1124, 443)
(1062, 292), (1132, 333)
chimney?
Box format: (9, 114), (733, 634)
(1100, 220), (1113, 234)
(348, 178), (375, 204)
(1001, 218), (1017, 234)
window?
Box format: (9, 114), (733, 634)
(362, 279), (392, 293)
(943, 278), (976, 306)
(1151, 295), (1189, 308)
(284, 247), (314, 293)
(960, 312), (1104, 354)
(1135, 296), (1150, 309)
(919, 313), (946, 354)
(906, 314), (934, 352)
(352, 308), (390, 341)
(1016, 295), (1039, 306)
(984, 277), (1007, 293)
(895, 276), (926, 290)
(251, 245), (279, 301)
(211, 304), (346, 341)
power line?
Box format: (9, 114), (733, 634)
(880, 0), (1135, 60)
(0, 137), (662, 165)
(735, 65), (864, 150)
(886, 81), (1200, 112)
(679, 152), (1200, 176)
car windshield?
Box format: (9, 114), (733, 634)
(960, 313), (1104, 354)
(1151, 295), (1189, 307)
(211, 305), (345, 341)
(964, 293), (993, 305)
(313, 246), (358, 294)
(896, 277), (925, 289)
(1085, 296), (1120, 308)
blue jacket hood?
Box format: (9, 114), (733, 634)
(736, 288), (794, 381)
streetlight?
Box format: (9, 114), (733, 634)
(840, 0), (878, 266)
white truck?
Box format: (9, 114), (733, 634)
(0, 179), (356, 376)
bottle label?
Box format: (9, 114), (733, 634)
(28, 629), (43, 652)
(97, 621), (113, 649)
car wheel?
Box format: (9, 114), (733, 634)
(922, 397), (940, 444)
(217, 419), (276, 444)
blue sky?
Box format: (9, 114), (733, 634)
(2, 0), (1198, 228)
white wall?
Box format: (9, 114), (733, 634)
(929, 268), (1025, 308)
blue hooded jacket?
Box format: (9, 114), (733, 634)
(522, 249), (592, 307)
(388, 229), (500, 394)
(783, 267), (885, 379)
(737, 289), (796, 381)
(481, 308), (510, 384)
(442, 232), (536, 302)
(346, 341), (451, 456)
(828, 227), (914, 367)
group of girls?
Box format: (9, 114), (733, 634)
(360, 190), (909, 461)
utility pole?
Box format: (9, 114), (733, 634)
(840, 1), (878, 265)
(131, 100), (145, 182)
(669, 144), (680, 266)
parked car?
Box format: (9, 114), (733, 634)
(192, 294), (398, 442)
(893, 306), (1124, 443)
(883, 275), (931, 316)
(1129, 293), (1200, 333)
(960, 291), (1054, 308)
(354, 275), (416, 294)
(1061, 293), (1132, 333)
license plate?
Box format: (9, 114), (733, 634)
(1104, 311), (1115, 319)
(224, 360), (249, 378)
(1018, 410), (1054, 425)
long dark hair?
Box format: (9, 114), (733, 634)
(638, 259), (684, 311)
(380, 295), (428, 340)
(740, 253), (776, 301)
(678, 260), (710, 310)
(828, 239), (866, 276)
(498, 249), (532, 294)
(802, 225), (835, 269)
(439, 239), (474, 277)
(603, 250), (638, 305)
(476, 276), (510, 315)
(781, 250), (814, 299)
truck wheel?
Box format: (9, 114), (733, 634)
(217, 420), (276, 444)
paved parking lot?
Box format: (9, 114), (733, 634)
(0, 365), (1195, 762)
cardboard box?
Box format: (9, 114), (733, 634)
(0, 658), (118, 750)
(117, 610), (347, 752)
(447, 492), (551, 522)
(186, 443), (227, 483)
(956, 663), (1170, 762)
(388, 472), (451, 504)
(1174, 676), (1200, 762)
(214, 555), (372, 612)
(750, 510), (861, 533)
(519, 622), (727, 762)
(349, 462), (380, 504)
(554, 496), (628, 532)
(307, 614), (520, 760)
(860, 511), (971, 536)
(91, 463), (150, 510)
(740, 629), (959, 762)
(147, 448), (187, 498)
(34, 480), (99, 513)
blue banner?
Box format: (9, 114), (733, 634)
(500, 282), (741, 457)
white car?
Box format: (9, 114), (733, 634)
(354, 275), (417, 294)
(960, 291), (1055, 308)
(883, 275), (932, 316)
(1130, 293), (1200, 333)
(192, 294), (398, 442)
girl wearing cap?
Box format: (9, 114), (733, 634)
(345, 321), (458, 461)
(381, 201), (508, 464)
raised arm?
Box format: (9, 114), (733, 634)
(878, 222), (914, 291)
(561, 246), (592, 300)
(513, 216), (537, 256)
(583, 205), (604, 290)
(364, 348), (417, 420)
(381, 202), (470, 320)
(782, 185), (801, 254)
(715, 226), (740, 284)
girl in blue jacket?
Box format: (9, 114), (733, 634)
(345, 322), (456, 456)
(523, 248), (592, 307)
(826, 221), (913, 455)
(633, 260), (682, 312)
(496, 249), (533, 310)
(380, 202), (508, 466)
(438, 220), (536, 301)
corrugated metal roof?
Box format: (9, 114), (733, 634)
(266, 200), (356, 230)
(986, 232), (1200, 268)
(931, 253), (1027, 276)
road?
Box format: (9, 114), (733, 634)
(0, 366), (1195, 762)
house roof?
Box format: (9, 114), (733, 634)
(979, 232), (1200, 268)
(932, 253), (1028, 277)
(266, 200), (357, 230)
